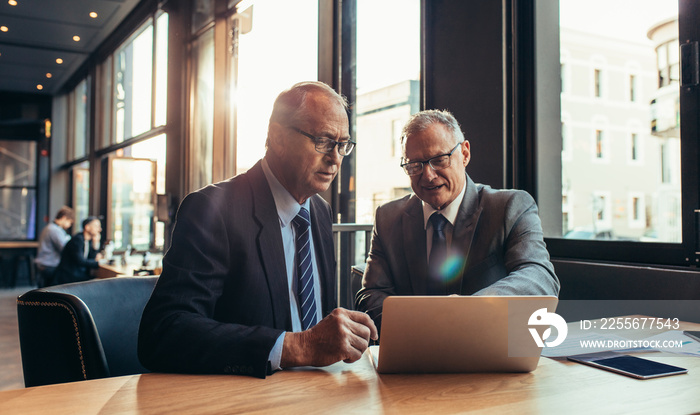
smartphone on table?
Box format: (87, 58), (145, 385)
(568, 352), (688, 379)
(683, 331), (700, 343)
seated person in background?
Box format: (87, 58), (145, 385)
(53, 216), (103, 285)
(35, 206), (74, 287)
(355, 109), (560, 331)
(138, 81), (377, 379)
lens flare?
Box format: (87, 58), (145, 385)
(438, 254), (466, 284)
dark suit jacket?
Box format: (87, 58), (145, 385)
(356, 174), (560, 330)
(138, 161), (337, 378)
(53, 232), (100, 285)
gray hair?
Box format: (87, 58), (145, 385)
(267, 81), (348, 147)
(401, 109), (465, 146)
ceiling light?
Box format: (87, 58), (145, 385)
(0, 26), (8, 32)
(73, 35), (80, 42)
(37, 84), (43, 91)
(56, 58), (63, 64)
(89, 12), (98, 18)
(46, 73), (52, 78)
(8, 0), (18, 6)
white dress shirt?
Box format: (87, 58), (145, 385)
(262, 158), (323, 370)
(421, 181), (467, 260)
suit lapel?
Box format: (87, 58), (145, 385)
(248, 162), (292, 330)
(453, 175), (483, 292)
(402, 195), (429, 294)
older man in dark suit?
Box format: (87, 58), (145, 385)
(138, 82), (377, 378)
(356, 109), (560, 331)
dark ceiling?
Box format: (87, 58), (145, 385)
(0, 0), (140, 96)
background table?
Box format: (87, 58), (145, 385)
(0, 241), (38, 287)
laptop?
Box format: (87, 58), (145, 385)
(371, 295), (559, 374)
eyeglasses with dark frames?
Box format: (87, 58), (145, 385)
(289, 127), (356, 156)
(400, 142), (463, 176)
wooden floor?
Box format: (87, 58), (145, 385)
(0, 287), (30, 391)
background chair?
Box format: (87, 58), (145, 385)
(16, 276), (158, 387)
(351, 263), (365, 309)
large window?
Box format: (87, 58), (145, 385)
(98, 13), (168, 148)
(132, 135), (167, 248)
(106, 157), (156, 252)
(52, 7), (169, 254)
(229, 0), (319, 176)
(189, 27), (215, 191)
(71, 163), (90, 233)
(0, 140), (37, 240)
(537, 0), (699, 266)
(556, 0), (679, 244)
(71, 80), (88, 160)
(154, 13), (169, 128)
(118, 24), (153, 142)
(354, 0), (420, 224)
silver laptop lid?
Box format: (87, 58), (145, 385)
(375, 295), (559, 374)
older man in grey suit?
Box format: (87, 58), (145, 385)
(355, 109), (559, 330)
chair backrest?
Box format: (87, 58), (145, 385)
(16, 276), (158, 387)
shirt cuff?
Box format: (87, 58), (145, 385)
(269, 332), (285, 372)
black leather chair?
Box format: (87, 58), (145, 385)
(351, 263), (366, 308)
(16, 276), (158, 387)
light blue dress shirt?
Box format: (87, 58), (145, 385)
(261, 158), (324, 371)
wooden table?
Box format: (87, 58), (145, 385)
(94, 254), (163, 279)
(0, 242), (38, 249)
(2, 320), (700, 414)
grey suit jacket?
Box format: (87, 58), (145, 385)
(355, 174), (559, 329)
(138, 161), (336, 378)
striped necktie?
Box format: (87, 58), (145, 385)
(292, 207), (318, 330)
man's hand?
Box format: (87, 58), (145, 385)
(280, 308), (378, 368)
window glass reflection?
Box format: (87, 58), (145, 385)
(355, 0), (420, 224)
(191, 28), (215, 190)
(114, 20), (154, 143)
(0, 140), (36, 186)
(98, 55), (113, 149)
(192, 0), (214, 34)
(72, 163), (90, 232)
(110, 158), (156, 251)
(231, 0), (318, 175)
(72, 79), (88, 159)
(0, 140), (37, 240)
(558, 0), (680, 242)
(131, 135), (167, 249)
(155, 13), (169, 127)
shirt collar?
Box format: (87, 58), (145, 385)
(262, 158), (310, 227)
(422, 177), (467, 229)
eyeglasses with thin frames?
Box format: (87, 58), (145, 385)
(289, 127), (356, 156)
(400, 142), (463, 176)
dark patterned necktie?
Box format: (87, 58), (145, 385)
(428, 213), (448, 295)
(292, 207), (317, 330)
